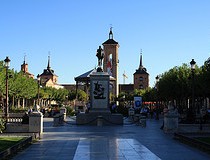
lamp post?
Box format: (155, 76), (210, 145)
(155, 75), (159, 120)
(190, 59), (196, 122)
(37, 74), (40, 106)
(4, 56), (10, 122)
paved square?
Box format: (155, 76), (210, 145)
(12, 117), (210, 160)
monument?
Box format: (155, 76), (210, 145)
(76, 46), (123, 125)
(90, 46), (110, 112)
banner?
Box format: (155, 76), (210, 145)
(134, 96), (142, 109)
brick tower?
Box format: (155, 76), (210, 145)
(133, 53), (149, 90)
(102, 28), (119, 97)
(21, 56), (34, 78)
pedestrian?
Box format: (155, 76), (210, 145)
(160, 105), (168, 129)
(112, 103), (117, 113)
(150, 109), (154, 119)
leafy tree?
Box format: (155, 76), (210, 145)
(77, 89), (87, 102)
(68, 90), (76, 101)
(199, 58), (210, 97)
(157, 64), (192, 102)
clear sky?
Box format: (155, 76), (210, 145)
(1, 0), (210, 87)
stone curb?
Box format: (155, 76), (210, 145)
(174, 133), (210, 153)
(0, 136), (32, 159)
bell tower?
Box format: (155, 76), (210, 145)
(102, 28), (119, 97)
(133, 51), (149, 90)
(21, 55), (28, 73)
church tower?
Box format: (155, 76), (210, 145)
(102, 28), (119, 97)
(21, 56), (28, 73)
(21, 56), (34, 78)
(133, 52), (149, 90)
(40, 56), (58, 86)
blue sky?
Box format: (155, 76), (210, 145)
(1, 0), (210, 87)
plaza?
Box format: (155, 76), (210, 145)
(11, 117), (210, 160)
(1, 2), (210, 160)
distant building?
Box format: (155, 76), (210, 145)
(119, 84), (134, 93)
(119, 52), (149, 93)
(20, 56), (34, 78)
(39, 56), (63, 89)
(61, 84), (85, 91)
(133, 53), (149, 90)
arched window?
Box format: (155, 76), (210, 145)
(139, 85), (143, 89)
(139, 77), (143, 81)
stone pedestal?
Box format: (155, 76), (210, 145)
(164, 113), (178, 133)
(76, 71), (123, 125)
(90, 72), (110, 112)
(29, 111), (43, 133)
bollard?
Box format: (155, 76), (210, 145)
(53, 114), (60, 126)
(140, 115), (146, 127)
(134, 114), (140, 125)
(97, 116), (103, 126)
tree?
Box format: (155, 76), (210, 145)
(157, 64), (192, 102)
(199, 58), (210, 97)
(77, 89), (87, 102)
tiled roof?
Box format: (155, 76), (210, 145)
(103, 39), (118, 45)
(40, 68), (57, 77)
(134, 68), (149, 75)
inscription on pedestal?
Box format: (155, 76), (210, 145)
(90, 73), (109, 110)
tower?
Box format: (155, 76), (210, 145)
(40, 56), (58, 86)
(133, 52), (149, 90)
(102, 28), (119, 97)
(21, 55), (28, 73)
(20, 55), (34, 78)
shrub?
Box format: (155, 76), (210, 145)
(65, 106), (74, 116)
(0, 117), (5, 133)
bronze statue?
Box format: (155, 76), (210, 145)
(96, 46), (104, 72)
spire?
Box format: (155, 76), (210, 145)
(109, 27), (113, 39)
(21, 54), (28, 73)
(47, 53), (51, 70)
(139, 49), (143, 69)
(23, 54), (26, 64)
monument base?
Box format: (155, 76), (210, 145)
(76, 110), (123, 126)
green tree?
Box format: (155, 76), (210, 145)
(157, 64), (192, 102)
(199, 58), (210, 97)
(77, 89), (87, 102)
(68, 90), (76, 101)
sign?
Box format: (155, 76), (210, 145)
(134, 96), (142, 109)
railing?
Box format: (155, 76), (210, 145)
(7, 117), (23, 123)
(0, 113), (24, 123)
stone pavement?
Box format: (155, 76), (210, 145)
(12, 117), (210, 160)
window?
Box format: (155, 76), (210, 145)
(139, 77), (143, 81)
(139, 85), (143, 89)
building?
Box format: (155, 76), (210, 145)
(39, 56), (63, 89)
(119, 52), (149, 93)
(133, 53), (149, 90)
(102, 28), (119, 97)
(20, 56), (34, 78)
(119, 84), (134, 93)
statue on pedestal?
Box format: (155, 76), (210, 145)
(96, 46), (104, 72)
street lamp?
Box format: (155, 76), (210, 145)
(4, 56), (10, 122)
(37, 74), (40, 106)
(155, 75), (159, 120)
(190, 59), (196, 122)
